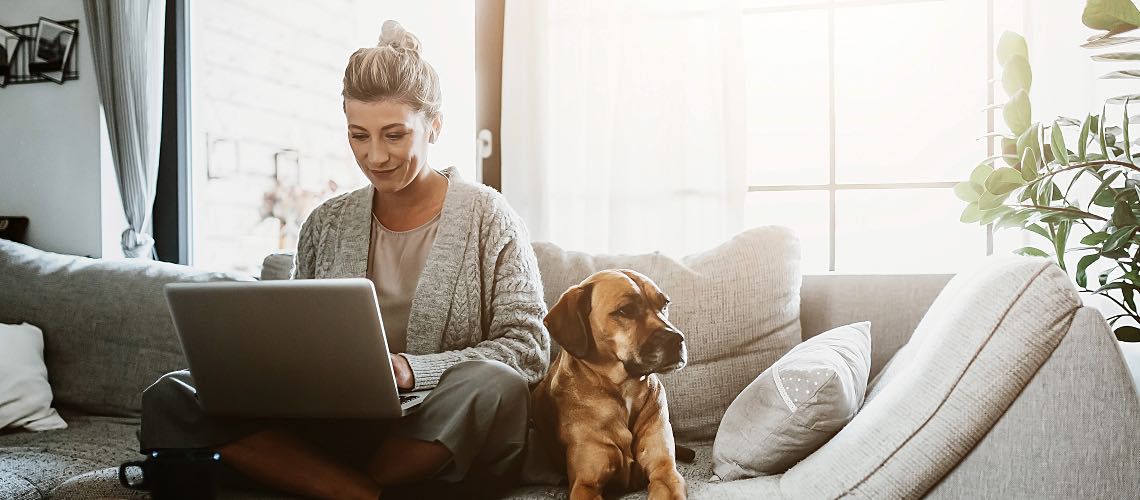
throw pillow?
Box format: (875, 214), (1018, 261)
(712, 321), (872, 480)
(0, 322), (67, 431)
(532, 226), (803, 441)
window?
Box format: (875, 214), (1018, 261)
(743, 0), (995, 273)
(187, 1), (475, 275)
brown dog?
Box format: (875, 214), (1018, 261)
(532, 269), (689, 500)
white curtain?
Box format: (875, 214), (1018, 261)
(84, 0), (166, 258)
(501, 0), (747, 257)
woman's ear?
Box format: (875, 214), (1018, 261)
(429, 113), (443, 143)
(543, 284), (594, 359)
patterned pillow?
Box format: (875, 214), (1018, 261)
(713, 322), (871, 479)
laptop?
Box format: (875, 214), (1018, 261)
(164, 278), (429, 418)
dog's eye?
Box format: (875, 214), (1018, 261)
(615, 305), (634, 317)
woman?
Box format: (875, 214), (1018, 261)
(139, 20), (550, 499)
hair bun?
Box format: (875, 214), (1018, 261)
(378, 20), (422, 55)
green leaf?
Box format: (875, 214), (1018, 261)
(979, 206), (1012, 225)
(994, 208), (1031, 230)
(1101, 104), (1112, 159)
(1094, 187), (1120, 207)
(1002, 55), (1033, 95)
(1026, 223), (1050, 240)
(1017, 123), (1041, 160)
(1078, 113), (1093, 161)
(1091, 51), (1140, 61)
(1091, 170), (1123, 209)
(1004, 90), (1032, 136)
(1077, 253), (1101, 288)
(979, 190), (1010, 210)
(960, 203), (983, 223)
(1125, 99), (1133, 162)
(1051, 221), (1070, 270)
(1013, 246), (1049, 257)
(1082, 0), (1140, 33)
(969, 163), (994, 185)
(1051, 120), (1069, 166)
(1107, 93), (1140, 104)
(1082, 35), (1140, 48)
(1114, 199), (1139, 226)
(954, 181), (983, 202)
(1116, 325), (1140, 342)
(1101, 70), (1140, 79)
(1103, 225), (1138, 252)
(1020, 148), (1039, 181)
(1082, 231), (1110, 245)
(985, 167), (1026, 195)
(1001, 137), (1018, 166)
(997, 31), (1029, 67)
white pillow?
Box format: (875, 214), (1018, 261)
(0, 322), (67, 431)
(712, 322), (871, 480)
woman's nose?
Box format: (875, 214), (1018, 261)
(368, 141), (389, 166)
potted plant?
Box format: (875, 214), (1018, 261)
(956, 0), (1140, 342)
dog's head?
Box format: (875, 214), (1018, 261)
(544, 269), (687, 377)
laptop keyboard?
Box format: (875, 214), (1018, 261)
(399, 394), (421, 404)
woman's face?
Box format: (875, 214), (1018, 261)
(344, 99), (441, 194)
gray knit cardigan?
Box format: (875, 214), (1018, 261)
(291, 167), (550, 390)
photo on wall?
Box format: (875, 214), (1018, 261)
(29, 17), (75, 84)
(0, 26), (23, 87)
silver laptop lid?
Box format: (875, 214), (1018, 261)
(165, 278), (410, 418)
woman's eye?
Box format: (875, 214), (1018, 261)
(386, 134), (405, 141)
(351, 134), (369, 141)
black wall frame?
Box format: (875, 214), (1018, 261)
(154, 0), (190, 264)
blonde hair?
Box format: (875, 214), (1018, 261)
(342, 20), (441, 117)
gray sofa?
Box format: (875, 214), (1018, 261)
(1, 236), (1138, 499)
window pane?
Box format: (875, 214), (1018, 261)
(833, 0), (987, 184)
(743, 191), (829, 273)
(835, 188), (985, 273)
(745, 10), (830, 186)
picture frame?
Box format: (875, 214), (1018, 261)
(0, 26), (23, 88)
(29, 17), (76, 85)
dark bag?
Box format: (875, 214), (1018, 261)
(119, 448), (221, 500)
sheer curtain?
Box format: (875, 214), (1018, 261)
(500, 0), (747, 257)
(84, 0), (165, 258)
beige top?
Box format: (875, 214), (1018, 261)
(367, 208), (441, 353)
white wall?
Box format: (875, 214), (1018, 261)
(0, 0), (124, 258)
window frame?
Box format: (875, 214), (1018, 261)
(743, 0), (997, 271)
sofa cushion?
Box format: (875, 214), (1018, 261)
(0, 322), (67, 432)
(779, 255), (1081, 498)
(0, 414), (141, 499)
(532, 226), (802, 441)
(713, 321), (871, 480)
(0, 240), (250, 417)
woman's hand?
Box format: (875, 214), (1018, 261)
(391, 353), (415, 390)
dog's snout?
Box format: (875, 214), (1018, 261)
(652, 329), (684, 348)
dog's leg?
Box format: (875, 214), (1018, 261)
(566, 443), (621, 500)
(634, 422), (686, 500)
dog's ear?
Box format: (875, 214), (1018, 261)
(544, 284), (594, 359)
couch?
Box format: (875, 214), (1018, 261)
(1, 233), (1138, 499)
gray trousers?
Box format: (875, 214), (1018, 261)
(139, 359), (530, 486)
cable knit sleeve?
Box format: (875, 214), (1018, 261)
(402, 198), (551, 389)
(291, 207), (322, 280)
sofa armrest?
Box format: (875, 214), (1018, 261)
(801, 273), (952, 378)
(926, 306), (1140, 499)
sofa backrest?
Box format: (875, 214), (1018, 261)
(0, 239), (250, 418)
(800, 273), (951, 379)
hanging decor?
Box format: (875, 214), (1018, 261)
(0, 17), (79, 86)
